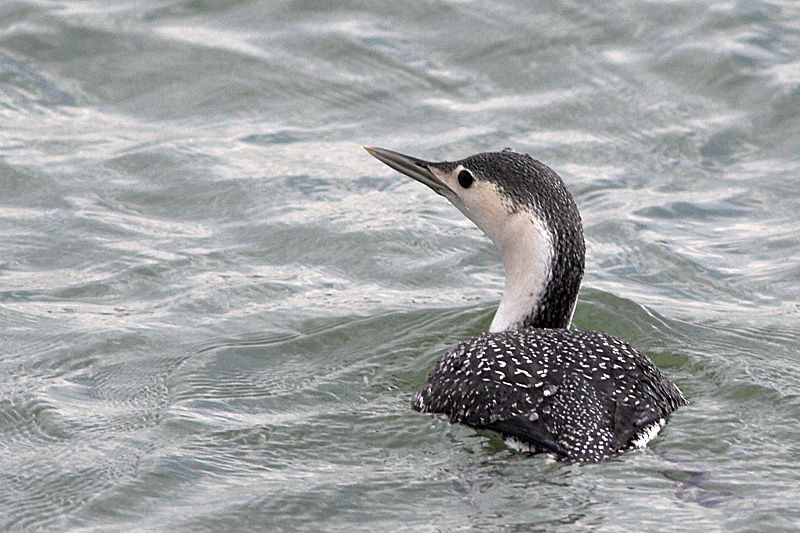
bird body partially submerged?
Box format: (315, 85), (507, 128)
(364, 146), (685, 461)
(414, 328), (684, 461)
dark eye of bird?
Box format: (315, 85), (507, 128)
(457, 169), (474, 188)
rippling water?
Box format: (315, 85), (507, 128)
(2, 1), (800, 530)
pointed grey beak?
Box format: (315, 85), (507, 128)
(363, 146), (451, 197)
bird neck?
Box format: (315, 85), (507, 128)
(488, 211), (583, 333)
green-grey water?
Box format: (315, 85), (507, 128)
(2, 1), (799, 530)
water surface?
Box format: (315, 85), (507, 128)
(2, 1), (800, 530)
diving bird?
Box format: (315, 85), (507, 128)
(364, 146), (686, 461)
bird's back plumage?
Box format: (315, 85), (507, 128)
(414, 328), (686, 461)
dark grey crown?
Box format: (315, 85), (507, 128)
(437, 151), (585, 329)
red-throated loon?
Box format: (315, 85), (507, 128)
(365, 146), (685, 462)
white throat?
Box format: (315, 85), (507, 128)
(488, 211), (553, 332)
(431, 169), (557, 334)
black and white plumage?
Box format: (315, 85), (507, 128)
(364, 146), (686, 461)
(414, 329), (684, 461)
